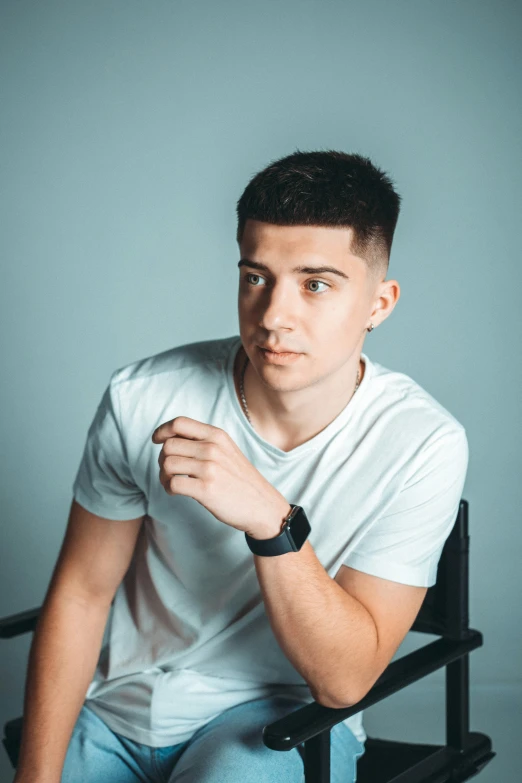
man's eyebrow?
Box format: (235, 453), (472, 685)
(237, 258), (349, 280)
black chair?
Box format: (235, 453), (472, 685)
(262, 498), (495, 782)
(2, 498), (495, 782)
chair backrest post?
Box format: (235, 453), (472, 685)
(445, 499), (472, 750)
(446, 654), (471, 750)
(445, 499), (471, 641)
(411, 498), (471, 639)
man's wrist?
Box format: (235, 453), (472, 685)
(247, 501), (293, 540)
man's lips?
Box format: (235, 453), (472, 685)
(258, 346), (300, 354)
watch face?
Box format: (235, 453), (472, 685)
(245, 505), (310, 556)
(287, 506), (311, 551)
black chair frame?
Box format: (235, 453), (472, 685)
(1, 499), (495, 782)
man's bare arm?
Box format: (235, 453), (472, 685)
(253, 503), (427, 707)
(14, 499), (144, 783)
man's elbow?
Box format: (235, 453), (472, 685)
(333, 665), (388, 709)
(310, 630), (383, 708)
(310, 682), (368, 710)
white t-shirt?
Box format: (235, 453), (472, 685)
(72, 334), (469, 747)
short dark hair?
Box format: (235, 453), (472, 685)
(236, 149), (402, 280)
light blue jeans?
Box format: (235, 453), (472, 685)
(61, 695), (366, 782)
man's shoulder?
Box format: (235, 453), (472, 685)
(109, 334), (238, 392)
(367, 355), (467, 442)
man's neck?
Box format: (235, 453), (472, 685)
(233, 345), (364, 453)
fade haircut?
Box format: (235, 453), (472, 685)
(236, 149), (402, 281)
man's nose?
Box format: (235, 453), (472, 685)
(257, 282), (298, 331)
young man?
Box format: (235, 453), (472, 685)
(15, 151), (469, 783)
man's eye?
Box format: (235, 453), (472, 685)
(244, 273), (264, 286)
(243, 273), (330, 294)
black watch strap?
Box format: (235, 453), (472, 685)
(244, 505), (311, 556)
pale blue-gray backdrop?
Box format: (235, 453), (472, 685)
(1, 1), (520, 781)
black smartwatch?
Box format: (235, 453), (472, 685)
(244, 505), (311, 556)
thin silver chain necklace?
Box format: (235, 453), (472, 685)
(238, 353), (361, 428)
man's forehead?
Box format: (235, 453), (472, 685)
(240, 219), (360, 261)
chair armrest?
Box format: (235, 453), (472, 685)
(0, 607), (41, 638)
(262, 629), (483, 751)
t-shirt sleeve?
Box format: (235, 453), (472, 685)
(342, 425), (469, 587)
(72, 370), (148, 520)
